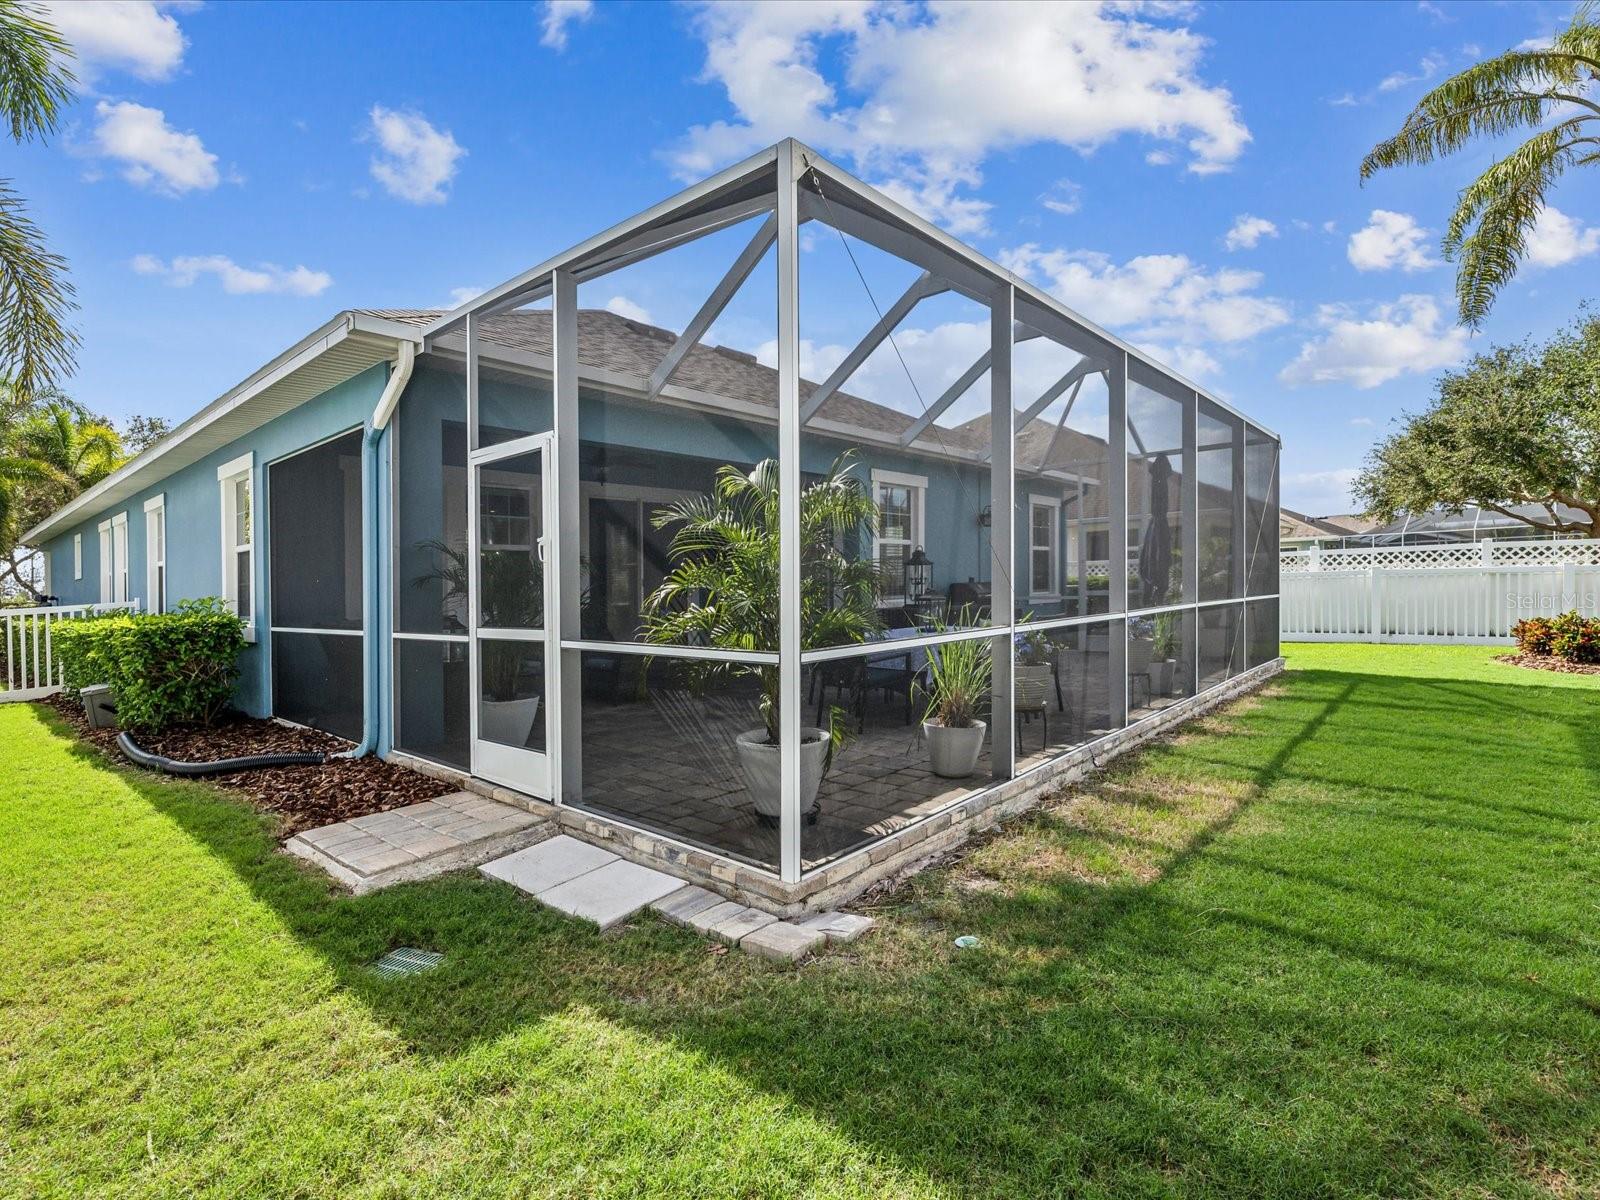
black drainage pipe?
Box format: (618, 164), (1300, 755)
(117, 731), (326, 776)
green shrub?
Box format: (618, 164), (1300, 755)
(1512, 615), (1555, 655)
(53, 598), (246, 730)
(1549, 610), (1600, 664)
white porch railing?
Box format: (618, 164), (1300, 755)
(0, 601), (140, 702)
(1281, 563), (1600, 644)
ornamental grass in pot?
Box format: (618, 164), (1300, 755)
(921, 632), (992, 778)
(642, 453), (882, 820)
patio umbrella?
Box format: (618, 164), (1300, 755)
(1137, 455), (1173, 607)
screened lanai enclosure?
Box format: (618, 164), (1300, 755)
(386, 141), (1280, 886)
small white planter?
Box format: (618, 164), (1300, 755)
(923, 718), (987, 778)
(480, 695), (540, 746)
(735, 726), (830, 819)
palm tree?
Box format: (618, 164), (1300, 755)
(1361, 2), (1600, 327)
(0, 0), (78, 397)
(0, 397), (122, 598)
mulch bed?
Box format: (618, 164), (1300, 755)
(41, 694), (454, 837)
(1494, 653), (1600, 676)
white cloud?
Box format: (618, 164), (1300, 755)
(603, 295), (654, 323)
(40, 1), (186, 83)
(131, 253), (332, 296)
(1278, 295), (1468, 390)
(447, 286), (485, 308)
(1284, 467), (1359, 515)
(1347, 209), (1437, 272)
(1003, 243), (1291, 345)
(1522, 205), (1600, 269)
(540, 0), (593, 51)
(1377, 52), (1446, 92)
(366, 105), (465, 205)
(92, 100), (218, 194)
(669, 2), (1250, 234)
(1040, 179), (1082, 216)
(1224, 214), (1277, 251)
(1145, 149), (1175, 166)
(1139, 342), (1221, 379)
(1349, 416), (1374, 427)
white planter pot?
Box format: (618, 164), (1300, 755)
(480, 695), (540, 746)
(735, 727), (830, 819)
(923, 718), (987, 778)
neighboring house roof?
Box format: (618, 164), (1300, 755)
(1279, 506), (1372, 542)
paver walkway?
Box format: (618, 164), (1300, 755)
(286, 792), (550, 894)
(478, 835), (874, 960)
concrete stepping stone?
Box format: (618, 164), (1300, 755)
(651, 885), (725, 928)
(285, 793), (549, 895)
(740, 921), (826, 963)
(479, 835), (617, 895)
(795, 911), (877, 945)
(535, 859), (684, 931)
(688, 902), (779, 945)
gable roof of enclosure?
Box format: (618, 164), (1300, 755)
(423, 139), (1275, 442)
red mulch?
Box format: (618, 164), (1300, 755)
(1494, 653), (1600, 676)
(41, 694), (453, 837)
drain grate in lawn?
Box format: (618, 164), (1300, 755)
(369, 947), (444, 979)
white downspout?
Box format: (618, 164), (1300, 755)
(334, 339), (416, 759)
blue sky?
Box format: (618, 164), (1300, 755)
(17, 0), (1598, 515)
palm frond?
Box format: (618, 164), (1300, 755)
(0, 0), (75, 144)
(0, 181), (77, 399)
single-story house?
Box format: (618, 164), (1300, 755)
(25, 141), (1281, 906)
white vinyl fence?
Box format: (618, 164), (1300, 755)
(0, 601), (140, 702)
(1280, 540), (1600, 644)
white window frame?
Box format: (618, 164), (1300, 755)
(112, 513), (129, 603)
(144, 494), (166, 614)
(1028, 494), (1061, 602)
(73, 532), (82, 581)
(97, 520), (112, 603)
(871, 468), (927, 605)
(217, 452), (255, 639)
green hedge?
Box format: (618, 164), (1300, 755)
(53, 598), (247, 731)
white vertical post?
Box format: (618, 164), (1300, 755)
(1479, 538), (1495, 568)
(989, 280), (1015, 779)
(553, 269), (582, 805)
(776, 141), (803, 884)
(1309, 543), (1322, 572)
(1108, 350), (1128, 726)
(1368, 566), (1382, 643)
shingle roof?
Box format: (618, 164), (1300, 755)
(357, 308), (1134, 466)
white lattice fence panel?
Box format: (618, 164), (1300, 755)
(1283, 538), (1600, 574)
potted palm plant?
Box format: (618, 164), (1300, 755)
(921, 633), (991, 778)
(642, 453), (882, 820)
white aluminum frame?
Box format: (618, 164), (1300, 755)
(468, 430), (556, 796)
(431, 139), (1280, 887)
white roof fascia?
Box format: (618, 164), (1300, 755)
(23, 312), (422, 545)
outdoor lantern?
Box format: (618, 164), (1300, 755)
(906, 547), (932, 601)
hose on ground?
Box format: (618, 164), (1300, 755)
(117, 731), (326, 776)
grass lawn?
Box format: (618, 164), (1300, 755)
(4, 643), (1600, 1199)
